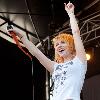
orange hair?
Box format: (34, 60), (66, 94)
(52, 33), (76, 63)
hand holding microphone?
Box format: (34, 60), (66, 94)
(7, 25), (32, 60)
(7, 25), (25, 40)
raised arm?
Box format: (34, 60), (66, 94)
(64, 2), (87, 64)
(8, 29), (54, 73)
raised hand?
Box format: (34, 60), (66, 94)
(64, 1), (75, 16)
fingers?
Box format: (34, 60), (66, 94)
(64, 1), (74, 9)
(69, 1), (71, 3)
(64, 1), (71, 5)
(68, 3), (73, 9)
(64, 1), (73, 6)
(7, 29), (13, 32)
(64, 3), (66, 5)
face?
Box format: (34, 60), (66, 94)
(54, 40), (71, 58)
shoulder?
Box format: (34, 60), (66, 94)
(74, 56), (87, 65)
(74, 56), (87, 71)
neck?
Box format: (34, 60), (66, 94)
(63, 53), (76, 62)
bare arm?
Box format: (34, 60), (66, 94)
(21, 36), (54, 73)
(8, 29), (54, 73)
(64, 2), (87, 64)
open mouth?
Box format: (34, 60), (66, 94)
(58, 48), (65, 53)
(59, 49), (64, 52)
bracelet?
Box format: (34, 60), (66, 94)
(20, 36), (23, 40)
(68, 12), (74, 16)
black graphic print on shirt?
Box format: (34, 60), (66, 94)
(52, 61), (73, 91)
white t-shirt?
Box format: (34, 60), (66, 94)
(52, 56), (87, 100)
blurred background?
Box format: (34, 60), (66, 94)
(0, 0), (100, 100)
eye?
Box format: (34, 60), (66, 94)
(55, 43), (59, 46)
(61, 41), (65, 44)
